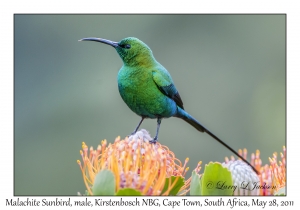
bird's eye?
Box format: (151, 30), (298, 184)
(124, 44), (131, 49)
(118, 43), (131, 49)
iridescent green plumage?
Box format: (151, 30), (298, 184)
(79, 37), (258, 174)
(117, 38), (179, 118)
(115, 37), (205, 138)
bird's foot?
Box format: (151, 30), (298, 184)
(130, 131), (137, 136)
(127, 132), (135, 138)
(149, 137), (158, 144)
(127, 131), (137, 138)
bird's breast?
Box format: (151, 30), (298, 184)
(117, 67), (177, 118)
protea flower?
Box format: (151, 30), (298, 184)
(223, 146), (286, 195)
(77, 129), (190, 195)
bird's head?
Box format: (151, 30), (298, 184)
(79, 37), (155, 67)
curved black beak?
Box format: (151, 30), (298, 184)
(78, 37), (119, 48)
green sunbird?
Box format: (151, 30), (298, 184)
(79, 37), (258, 174)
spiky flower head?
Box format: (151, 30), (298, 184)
(224, 146), (286, 196)
(223, 160), (260, 195)
(269, 146), (286, 192)
(77, 129), (190, 195)
(254, 146), (286, 195)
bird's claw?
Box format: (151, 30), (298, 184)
(127, 131), (136, 138)
(149, 137), (158, 144)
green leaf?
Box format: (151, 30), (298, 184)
(201, 162), (233, 195)
(115, 188), (142, 195)
(274, 187), (286, 196)
(92, 169), (116, 195)
(190, 171), (202, 195)
(161, 176), (185, 195)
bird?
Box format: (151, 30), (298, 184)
(79, 37), (259, 174)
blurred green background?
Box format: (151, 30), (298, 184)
(14, 15), (285, 195)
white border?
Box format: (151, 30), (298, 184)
(1, 0), (299, 209)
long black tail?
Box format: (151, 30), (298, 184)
(175, 107), (259, 174)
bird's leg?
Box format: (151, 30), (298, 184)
(149, 118), (162, 144)
(130, 117), (145, 136)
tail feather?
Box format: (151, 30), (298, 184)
(175, 107), (259, 174)
(175, 107), (205, 132)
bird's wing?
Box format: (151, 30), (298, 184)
(152, 70), (184, 109)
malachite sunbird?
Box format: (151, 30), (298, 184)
(79, 37), (258, 174)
